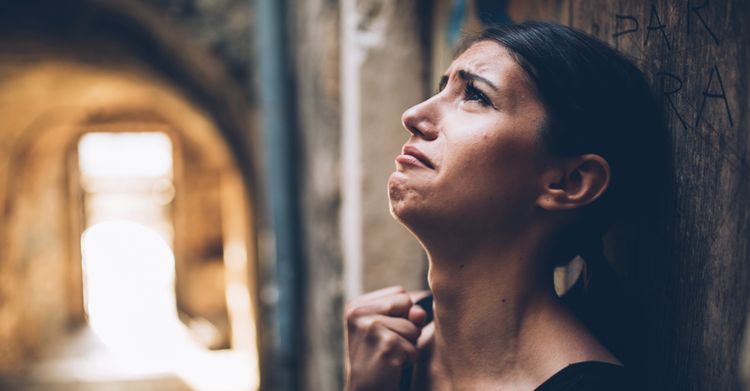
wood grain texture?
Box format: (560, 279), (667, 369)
(564, 1), (750, 389)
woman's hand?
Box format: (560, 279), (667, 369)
(344, 286), (431, 391)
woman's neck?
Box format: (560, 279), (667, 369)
(424, 237), (595, 390)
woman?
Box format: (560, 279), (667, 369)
(345, 22), (665, 390)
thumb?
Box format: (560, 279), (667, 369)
(408, 305), (428, 327)
(416, 321), (435, 351)
(407, 291), (433, 327)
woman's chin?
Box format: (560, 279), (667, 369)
(388, 173), (417, 216)
(387, 172), (406, 201)
(387, 192), (425, 234)
(387, 193), (409, 222)
(388, 171), (438, 228)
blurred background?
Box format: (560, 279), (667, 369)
(0, 0), (748, 390)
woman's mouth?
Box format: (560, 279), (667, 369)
(397, 145), (434, 169)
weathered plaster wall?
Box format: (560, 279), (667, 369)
(357, 0), (430, 294)
(287, 0), (432, 388)
(287, 1), (345, 389)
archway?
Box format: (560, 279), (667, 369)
(0, 47), (260, 391)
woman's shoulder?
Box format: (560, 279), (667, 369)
(534, 361), (632, 391)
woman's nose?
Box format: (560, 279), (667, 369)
(401, 100), (438, 140)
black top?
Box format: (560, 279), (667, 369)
(535, 361), (630, 391)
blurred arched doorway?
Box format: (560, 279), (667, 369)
(0, 5), (262, 390)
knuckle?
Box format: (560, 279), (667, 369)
(362, 317), (381, 335)
(403, 325), (419, 341)
(380, 332), (400, 350)
(344, 303), (359, 323)
(345, 305), (370, 327)
(387, 297), (412, 315)
(383, 346), (412, 367)
(347, 314), (374, 337)
(387, 353), (406, 367)
(400, 292), (414, 304)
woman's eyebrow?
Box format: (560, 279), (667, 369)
(458, 70), (499, 91)
(439, 70), (499, 92)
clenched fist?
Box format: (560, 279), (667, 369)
(344, 286), (432, 391)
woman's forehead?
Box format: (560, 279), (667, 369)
(445, 41), (528, 89)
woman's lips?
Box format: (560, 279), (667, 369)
(397, 146), (434, 169)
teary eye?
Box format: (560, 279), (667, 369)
(463, 81), (491, 106)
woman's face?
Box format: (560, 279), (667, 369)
(388, 41), (550, 236)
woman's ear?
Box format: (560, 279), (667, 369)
(536, 154), (611, 211)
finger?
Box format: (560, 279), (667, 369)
(355, 286), (406, 303)
(354, 315), (422, 344)
(408, 291), (433, 326)
(377, 328), (420, 366)
(374, 315), (422, 343)
(350, 292), (413, 318)
(408, 305), (427, 327)
(395, 336), (420, 365)
(416, 321), (435, 351)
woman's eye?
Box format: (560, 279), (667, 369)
(463, 83), (491, 106)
